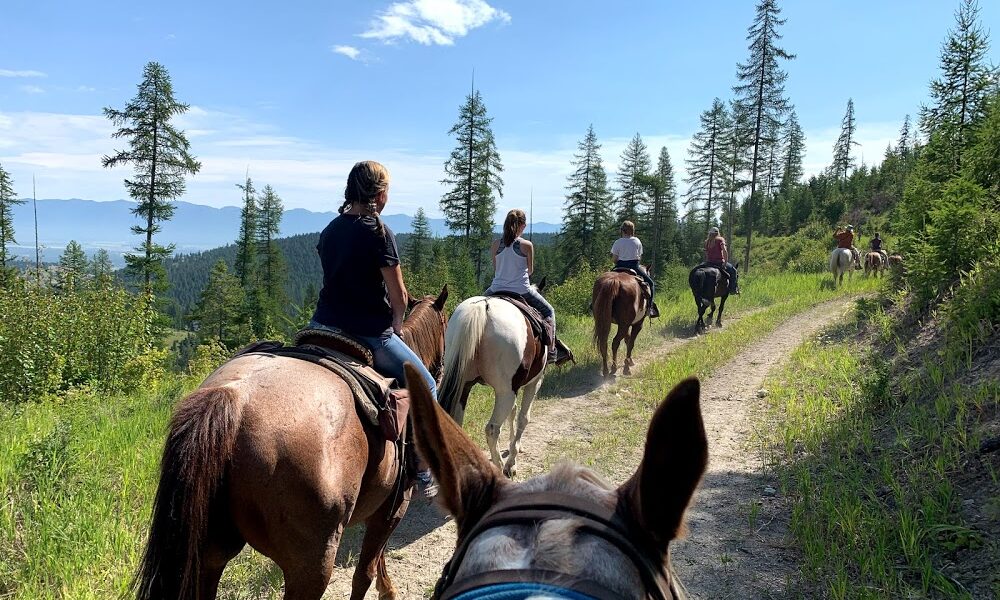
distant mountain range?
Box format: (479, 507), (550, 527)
(8, 199), (562, 266)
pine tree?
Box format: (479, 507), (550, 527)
(732, 0), (794, 271)
(640, 147), (679, 276)
(778, 109), (805, 195)
(616, 133), (652, 224)
(190, 259), (245, 346)
(256, 184), (286, 335)
(721, 100), (752, 243)
(919, 0), (996, 170)
(440, 89), (504, 282)
(897, 114), (913, 158)
(89, 248), (114, 284)
(0, 163), (25, 279)
(102, 62), (200, 297)
(234, 174), (258, 289)
(58, 240), (89, 290)
(832, 98), (858, 181)
(407, 207), (432, 274)
(762, 115), (785, 198)
(685, 99), (730, 233)
(560, 125), (613, 273)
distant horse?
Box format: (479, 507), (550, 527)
(888, 254), (904, 267)
(689, 263), (736, 333)
(592, 269), (650, 377)
(403, 363), (708, 600)
(864, 251), (884, 278)
(134, 287), (448, 600)
(830, 248), (853, 287)
(437, 280), (550, 478)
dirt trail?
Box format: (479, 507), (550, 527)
(668, 297), (855, 599)
(322, 299), (853, 598)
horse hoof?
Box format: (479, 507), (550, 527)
(623, 367), (631, 376)
(715, 322), (723, 328)
(503, 464), (517, 479)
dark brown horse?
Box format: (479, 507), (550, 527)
(592, 270), (649, 377)
(689, 263), (735, 333)
(134, 287), (448, 600)
(404, 363), (707, 600)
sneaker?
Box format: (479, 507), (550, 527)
(416, 469), (438, 499)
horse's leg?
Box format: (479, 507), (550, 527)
(198, 516), (246, 599)
(352, 491), (411, 600)
(598, 329), (610, 378)
(623, 322), (643, 375)
(611, 325), (627, 376)
(281, 530), (341, 600)
(505, 375), (543, 478)
(716, 295), (728, 327)
(485, 387), (516, 470)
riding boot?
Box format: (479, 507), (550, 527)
(550, 338), (574, 365)
(648, 301), (660, 318)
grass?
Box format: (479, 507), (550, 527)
(757, 299), (1000, 598)
(0, 267), (879, 598)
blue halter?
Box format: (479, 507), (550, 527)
(452, 582), (596, 600)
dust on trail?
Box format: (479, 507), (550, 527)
(668, 297), (855, 600)
(322, 300), (852, 599)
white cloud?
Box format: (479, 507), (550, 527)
(801, 121), (900, 178)
(361, 0), (510, 46)
(0, 69), (46, 78)
(332, 45), (361, 60)
(76, 85), (97, 93)
(19, 85), (45, 94)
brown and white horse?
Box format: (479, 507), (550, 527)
(405, 363), (707, 600)
(437, 282), (550, 478)
(864, 251), (885, 277)
(133, 288), (448, 600)
(592, 270), (650, 377)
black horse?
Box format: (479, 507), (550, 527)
(688, 263), (737, 333)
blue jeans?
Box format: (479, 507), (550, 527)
(307, 321), (437, 399)
(615, 260), (655, 298)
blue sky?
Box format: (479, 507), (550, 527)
(1, 0), (998, 223)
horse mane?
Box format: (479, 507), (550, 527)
(402, 297), (446, 373)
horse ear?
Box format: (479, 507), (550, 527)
(538, 276), (547, 292)
(407, 296), (419, 310)
(617, 377), (707, 552)
(433, 284), (449, 311)
(404, 363), (505, 529)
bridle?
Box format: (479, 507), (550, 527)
(434, 491), (680, 600)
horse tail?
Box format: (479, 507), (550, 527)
(439, 299), (488, 421)
(134, 386), (243, 600)
(689, 268), (711, 310)
(592, 276), (619, 349)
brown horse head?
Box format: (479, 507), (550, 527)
(405, 364), (707, 600)
(403, 285), (449, 383)
(592, 271), (648, 377)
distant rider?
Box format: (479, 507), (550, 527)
(703, 227), (740, 295)
(611, 220), (660, 317)
(869, 233), (888, 265)
(834, 225), (861, 269)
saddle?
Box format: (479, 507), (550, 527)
(234, 330), (408, 442)
(693, 262), (730, 282)
(612, 267), (653, 301)
(485, 291), (553, 349)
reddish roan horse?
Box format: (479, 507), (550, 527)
(592, 270), (650, 377)
(133, 287), (448, 600)
(404, 363), (707, 599)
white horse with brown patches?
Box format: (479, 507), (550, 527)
(405, 363), (708, 600)
(437, 288), (549, 478)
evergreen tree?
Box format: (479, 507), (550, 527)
(0, 163), (24, 279)
(685, 99), (730, 233)
(102, 61), (201, 297)
(640, 147), (679, 276)
(832, 98), (858, 181)
(89, 248), (114, 284)
(762, 115), (785, 199)
(897, 114), (913, 158)
(190, 259), (245, 346)
(732, 0), (794, 271)
(234, 174), (258, 289)
(440, 89), (504, 282)
(560, 125), (613, 273)
(721, 100), (752, 243)
(778, 109), (805, 195)
(407, 207), (433, 274)
(58, 240), (89, 290)
(616, 133), (652, 224)
(256, 184), (286, 334)
(919, 0), (996, 170)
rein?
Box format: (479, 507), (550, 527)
(434, 491), (678, 600)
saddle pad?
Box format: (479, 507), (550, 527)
(485, 292), (553, 348)
(293, 327), (374, 366)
